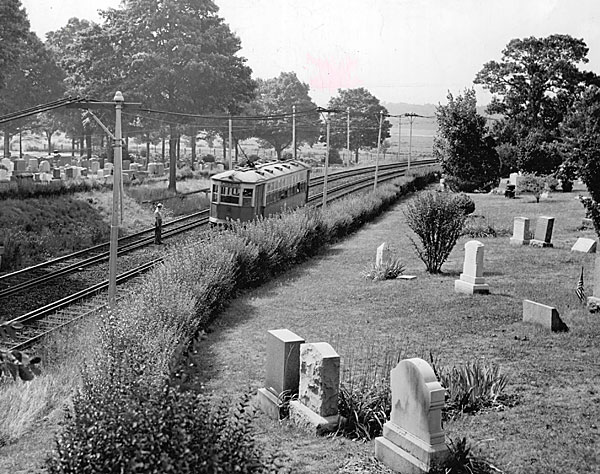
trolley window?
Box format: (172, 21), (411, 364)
(212, 184), (219, 202)
(242, 188), (253, 206)
(220, 183), (240, 205)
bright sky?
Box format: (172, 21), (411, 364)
(21, 0), (600, 107)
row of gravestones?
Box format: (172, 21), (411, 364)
(453, 213), (600, 331)
(256, 329), (448, 473)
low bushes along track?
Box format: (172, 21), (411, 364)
(1, 159), (436, 350)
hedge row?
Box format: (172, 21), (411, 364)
(48, 166), (439, 473)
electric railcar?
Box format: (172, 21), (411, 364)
(209, 160), (311, 225)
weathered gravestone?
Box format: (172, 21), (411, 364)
(39, 160), (51, 173)
(523, 300), (568, 332)
(257, 329), (305, 419)
(376, 242), (387, 266)
(510, 217), (530, 246)
(571, 238), (597, 253)
(587, 254), (600, 312)
(375, 358), (448, 474)
(289, 342), (344, 434)
(454, 240), (489, 294)
(529, 216), (554, 248)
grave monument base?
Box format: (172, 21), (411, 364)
(256, 388), (281, 420)
(375, 422), (448, 474)
(509, 237), (530, 246)
(587, 296), (600, 313)
(529, 239), (553, 248)
(288, 400), (344, 435)
(454, 279), (489, 294)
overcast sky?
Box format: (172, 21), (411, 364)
(21, 0), (600, 107)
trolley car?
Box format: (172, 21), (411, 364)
(209, 160), (310, 225)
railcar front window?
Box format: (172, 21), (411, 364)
(212, 184), (219, 202)
(242, 188), (253, 206)
(220, 184), (240, 204)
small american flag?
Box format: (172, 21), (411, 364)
(576, 266), (586, 304)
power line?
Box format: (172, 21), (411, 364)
(0, 96), (86, 125)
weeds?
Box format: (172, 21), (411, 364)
(431, 437), (503, 474)
(362, 257), (405, 281)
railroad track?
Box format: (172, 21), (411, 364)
(1, 159), (436, 351)
(0, 210), (209, 299)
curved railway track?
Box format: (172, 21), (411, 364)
(1, 159), (436, 350)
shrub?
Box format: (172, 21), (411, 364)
(202, 154), (215, 163)
(362, 257), (405, 281)
(48, 382), (267, 474)
(461, 216), (510, 238)
(404, 192), (467, 273)
(517, 173), (546, 203)
(453, 193), (475, 215)
(430, 355), (510, 420)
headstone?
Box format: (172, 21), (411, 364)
(216, 163), (225, 172)
(587, 254), (600, 312)
(28, 158), (39, 172)
(581, 218), (593, 229)
(529, 216), (555, 248)
(509, 172), (519, 185)
(39, 160), (51, 173)
(375, 358), (448, 473)
(80, 159), (90, 170)
(65, 167), (74, 179)
(510, 217), (530, 246)
(90, 160), (100, 174)
(1, 158), (13, 173)
(523, 300), (568, 332)
(454, 240), (489, 294)
(497, 177), (510, 194)
(52, 168), (61, 179)
(257, 329), (305, 419)
(439, 178), (446, 191)
(0, 169), (8, 181)
(571, 238), (597, 253)
(97, 169), (104, 178)
(105, 162), (114, 175)
(14, 159), (27, 172)
(376, 242), (387, 266)
(289, 342), (343, 434)
(122, 159), (131, 170)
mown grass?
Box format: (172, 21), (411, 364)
(185, 184), (600, 474)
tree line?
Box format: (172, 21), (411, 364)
(435, 34), (600, 235)
(0, 0), (391, 192)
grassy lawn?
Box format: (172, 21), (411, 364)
(185, 184), (600, 474)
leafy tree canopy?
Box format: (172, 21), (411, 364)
(245, 71), (320, 159)
(327, 88), (391, 162)
(434, 89), (500, 192)
(0, 0), (30, 88)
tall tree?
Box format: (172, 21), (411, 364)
(0, 32), (65, 157)
(327, 88), (391, 163)
(245, 72), (320, 160)
(475, 34), (593, 175)
(97, 0), (256, 190)
(561, 85), (600, 235)
(0, 0), (30, 88)
(434, 89), (499, 192)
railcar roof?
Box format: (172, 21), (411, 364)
(211, 160), (310, 184)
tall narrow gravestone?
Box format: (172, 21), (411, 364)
(510, 217), (530, 246)
(375, 358), (448, 474)
(257, 329), (304, 419)
(529, 216), (555, 248)
(289, 342), (343, 434)
(376, 242), (387, 266)
(454, 240), (489, 294)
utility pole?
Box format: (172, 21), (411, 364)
(292, 105), (296, 160)
(66, 92), (141, 309)
(397, 115), (401, 161)
(407, 113), (415, 170)
(323, 113), (330, 206)
(374, 110), (383, 189)
(346, 107), (350, 166)
(228, 116), (233, 170)
(109, 91), (124, 308)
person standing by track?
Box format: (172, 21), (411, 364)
(154, 202), (163, 244)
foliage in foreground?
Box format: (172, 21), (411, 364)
(362, 257), (405, 281)
(404, 191), (469, 273)
(48, 381), (266, 474)
(431, 437), (501, 474)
